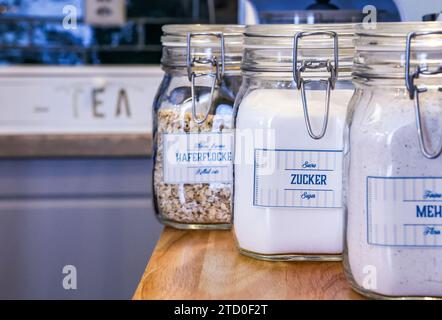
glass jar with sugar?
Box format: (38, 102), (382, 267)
(153, 25), (244, 229)
(233, 24), (356, 261)
(345, 22), (442, 299)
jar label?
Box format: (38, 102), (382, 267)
(367, 176), (442, 247)
(162, 132), (233, 184)
(253, 149), (343, 208)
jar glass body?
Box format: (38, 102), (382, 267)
(344, 82), (442, 299)
(233, 74), (354, 260)
(152, 66), (241, 229)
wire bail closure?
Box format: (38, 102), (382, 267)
(405, 31), (442, 159)
(293, 31), (338, 140)
(186, 32), (225, 125)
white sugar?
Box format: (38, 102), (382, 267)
(234, 88), (353, 256)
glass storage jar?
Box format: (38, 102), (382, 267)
(345, 22), (442, 299)
(153, 25), (244, 229)
(233, 24), (356, 261)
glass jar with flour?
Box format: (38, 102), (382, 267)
(233, 24), (356, 260)
(345, 22), (442, 299)
(153, 25), (244, 229)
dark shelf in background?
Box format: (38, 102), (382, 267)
(0, 0), (238, 65)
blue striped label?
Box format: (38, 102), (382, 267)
(163, 132), (233, 184)
(367, 176), (442, 247)
(253, 149), (343, 208)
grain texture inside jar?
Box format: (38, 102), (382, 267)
(154, 109), (232, 225)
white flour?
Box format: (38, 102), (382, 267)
(234, 87), (353, 256)
(346, 87), (442, 297)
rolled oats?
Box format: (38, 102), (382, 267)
(154, 108), (232, 226)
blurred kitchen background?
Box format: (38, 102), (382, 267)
(0, 0), (440, 300)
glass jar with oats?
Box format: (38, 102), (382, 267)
(152, 25), (244, 229)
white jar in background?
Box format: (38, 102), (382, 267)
(233, 24), (356, 261)
(345, 22), (442, 299)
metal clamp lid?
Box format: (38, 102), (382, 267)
(186, 32), (225, 125)
(405, 31), (442, 159)
(293, 31), (339, 140)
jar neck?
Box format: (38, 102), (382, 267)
(162, 65), (241, 77)
(242, 70), (352, 82)
(161, 45), (242, 69)
(241, 75), (354, 90)
(353, 76), (442, 89)
(241, 46), (353, 82)
(354, 22), (442, 87)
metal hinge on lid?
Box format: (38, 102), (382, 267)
(405, 31), (442, 159)
(186, 32), (225, 125)
(292, 31), (338, 140)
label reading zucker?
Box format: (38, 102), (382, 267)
(253, 149), (343, 208)
(163, 132), (233, 184)
(367, 176), (442, 247)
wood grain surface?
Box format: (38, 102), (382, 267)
(133, 227), (363, 300)
(0, 133), (151, 157)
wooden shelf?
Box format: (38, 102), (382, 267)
(0, 133), (151, 158)
(133, 227), (364, 300)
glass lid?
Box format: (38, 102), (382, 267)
(242, 23), (356, 78)
(160, 24), (244, 70)
(356, 22), (442, 51)
(353, 22), (442, 80)
(244, 23), (356, 49)
(161, 24), (244, 48)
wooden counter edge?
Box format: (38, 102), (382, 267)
(133, 228), (364, 300)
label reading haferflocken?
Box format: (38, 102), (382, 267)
(367, 177), (442, 247)
(163, 132), (233, 184)
(253, 149), (343, 208)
